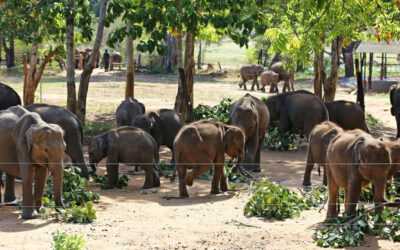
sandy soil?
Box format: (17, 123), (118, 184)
(0, 70), (399, 249)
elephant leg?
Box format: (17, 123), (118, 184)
(253, 137), (264, 172)
(322, 165), (328, 186)
(68, 143), (89, 178)
(4, 174), (16, 203)
(211, 165), (223, 195)
(255, 79), (260, 90)
(269, 84), (274, 93)
(21, 168), (35, 219)
(326, 168), (339, 219)
(152, 167), (160, 187)
(186, 165), (209, 186)
(373, 178), (387, 214)
(177, 165), (189, 198)
(106, 161), (119, 189)
(34, 167), (48, 210)
(345, 177), (362, 217)
(302, 149), (314, 187)
(396, 114), (400, 138)
(250, 80), (256, 91)
(217, 155), (228, 192)
(142, 166), (155, 189)
(242, 80), (247, 90)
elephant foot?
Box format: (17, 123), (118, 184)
(179, 191), (189, 198)
(4, 194), (16, 203)
(142, 182), (155, 189)
(21, 208), (37, 220)
(211, 188), (220, 195)
(4, 199), (19, 206)
(153, 176), (161, 188)
(302, 180), (311, 187)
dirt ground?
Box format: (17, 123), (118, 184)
(0, 69), (399, 249)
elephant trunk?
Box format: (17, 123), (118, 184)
(50, 161), (64, 208)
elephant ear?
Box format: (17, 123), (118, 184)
(390, 85), (398, 115)
(148, 111), (163, 145)
(351, 137), (366, 167)
(12, 113), (41, 164)
(138, 102), (146, 114)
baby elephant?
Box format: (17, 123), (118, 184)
(303, 121), (343, 187)
(238, 64), (264, 91)
(326, 129), (393, 219)
(89, 127), (160, 189)
(115, 98), (145, 126)
(260, 70), (280, 93)
(174, 120), (245, 198)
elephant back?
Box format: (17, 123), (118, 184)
(0, 82), (21, 111)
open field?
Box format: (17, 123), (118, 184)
(0, 68), (398, 249)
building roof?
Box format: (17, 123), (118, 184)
(355, 41), (400, 54)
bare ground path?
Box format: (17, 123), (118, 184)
(0, 70), (398, 249)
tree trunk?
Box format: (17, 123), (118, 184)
(66, 0), (77, 113)
(176, 32), (183, 68)
(313, 50), (324, 99)
(323, 36), (343, 102)
(380, 53), (384, 80)
(342, 42), (355, 77)
(197, 40), (202, 70)
(23, 44), (58, 105)
(355, 59), (365, 111)
(368, 53), (373, 90)
(76, 0), (108, 124)
(164, 34), (176, 73)
(125, 35), (134, 99)
(4, 37), (15, 68)
(174, 32), (195, 122)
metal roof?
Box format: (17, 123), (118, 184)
(355, 41), (400, 54)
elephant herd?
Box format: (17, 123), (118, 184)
(239, 62), (295, 93)
(1, 78), (400, 220)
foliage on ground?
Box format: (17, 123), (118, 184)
(244, 179), (308, 220)
(83, 121), (113, 137)
(314, 207), (400, 248)
(193, 97), (232, 123)
(42, 166), (99, 223)
(263, 126), (300, 151)
(93, 174), (129, 189)
(52, 231), (86, 250)
(366, 113), (381, 130)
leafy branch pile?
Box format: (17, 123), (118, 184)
(366, 113), (381, 131)
(52, 231), (86, 250)
(244, 179), (308, 220)
(263, 126), (300, 151)
(42, 166), (99, 223)
(314, 207), (400, 248)
(193, 98), (232, 123)
(93, 174), (129, 189)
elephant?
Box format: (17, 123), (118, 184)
(379, 138), (400, 180)
(325, 100), (369, 132)
(0, 106), (65, 219)
(132, 109), (182, 150)
(230, 93), (269, 172)
(0, 82), (21, 110)
(173, 120), (245, 198)
(302, 121), (343, 187)
(26, 104), (90, 177)
(88, 126), (160, 189)
(390, 84), (400, 138)
(263, 90), (329, 137)
(238, 64), (264, 91)
(115, 98), (146, 127)
(260, 70), (280, 93)
(326, 129), (392, 218)
(270, 62), (294, 92)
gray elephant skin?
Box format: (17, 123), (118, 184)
(238, 64), (264, 91)
(325, 100), (369, 132)
(88, 126), (160, 189)
(0, 82), (21, 110)
(173, 120), (245, 197)
(0, 106), (65, 219)
(270, 62), (294, 92)
(260, 70), (279, 93)
(263, 90), (328, 136)
(26, 103), (90, 177)
(390, 84), (400, 138)
(116, 98), (145, 126)
(303, 121), (343, 187)
(230, 93), (269, 172)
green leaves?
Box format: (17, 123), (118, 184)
(244, 179), (309, 220)
(193, 97), (233, 123)
(53, 231), (86, 250)
(263, 126), (300, 151)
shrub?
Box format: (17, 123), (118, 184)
(244, 179), (308, 220)
(93, 174), (129, 189)
(61, 202), (97, 224)
(52, 231), (86, 250)
(366, 113), (380, 130)
(193, 97), (232, 123)
(263, 126), (300, 151)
